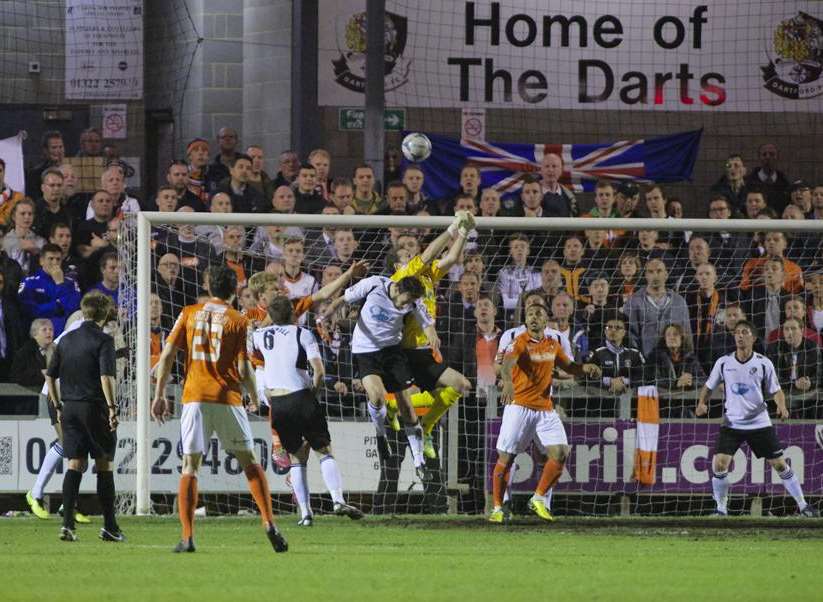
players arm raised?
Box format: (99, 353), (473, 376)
(418, 210), (475, 268)
(310, 259), (369, 304)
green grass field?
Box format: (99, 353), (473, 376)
(2, 515), (821, 601)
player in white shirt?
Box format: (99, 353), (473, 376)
(252, 296), (362, 525)
(697, 319), (818, 517)
(325, 274), (436, 480)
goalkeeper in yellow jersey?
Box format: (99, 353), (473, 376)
(385, 209), (474, 459)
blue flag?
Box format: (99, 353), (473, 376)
(408, 129), (702, 200)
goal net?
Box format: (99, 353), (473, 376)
(115, 211), (823, 518)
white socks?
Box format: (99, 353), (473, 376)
(32, 442), (64, 499)
(368, 403), (387, 437)
(289, 463), (311, 519)
(779, 466), (807, 511)
(404, 423), (425, 467)
(320, 455), (345, 505)
(711, 470), (729, 513)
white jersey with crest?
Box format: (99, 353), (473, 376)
(705, 352), (781, 430)
(251, 324), (320, 392)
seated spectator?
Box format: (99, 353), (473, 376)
(744, 188), (768, 219)
(789, 180), (812, 214)
(84, 164), (142, 220)
(273, 149), (299, 188)
(616, 253), (641, 306)
(581, 275), (620, 351)
(48, 222), (80, 284)
(495, 233), (540, 319)
(441, 164), (482, 216)
(380, 181), (410, 216)
(649, 323), (704, 393)
(704, 195), (749, 267)
(159, 206), (221, 291)
(25, 130), (64, 197)
(710, 153), (750, 212)
(745, 143), (790, 211)
(250, 223), (288, 263)
(18, 243), (81, 336)
(402, 165), (428, 213)
(271, 185), (298, 215)
(11, 318), (54, 391)
(508, 176), (545, 218)
(57, 162), (89, 221)
(765, 296), (821, 346)
(167, 159), (207, 212)
(74, 190), (114, 259)
(478, 188), (502, 217)
(520, 259), (564, 320)
(215, 153), (264, 213)
(740, 257), (790, 336)
(632, 229), (672, 265)
(703, 303), (766, 368)
(766, 317), (820, 408)
(89, 252), (120, 304)
(195, 192), (232, 252)
(625, 257), (692, 357)
(154, 185), (178, 213)
(615, 182), (641, 218)
(581, 229), (615, 275)
(584, 180), (619, 218)
(3, 199), (45, 274)
(34, 167), (72, 238)
(781, 205), (816, 269)
(540, 152), (578, 217)
(585, 312), (646, 411)
(153, 252), (197, 329)
(207, 127), (240, 192)
(328, 178), (356, 214)
(807, 271), (823, 336)
(558, 234), (587, 302)
(740, 232), (803, 293)
(352, 164), (385, 214)
(246, 145), (274, 205)
(0, 157), (26, 228)
(149, 293), (167, 370)
(0, 270), (25, 380)
(305, 206), (341, 269)
(318, 228), (358, 269)
(221, 225), (263, 289)
(441, 271), (481, 348)
(293, 163), (325, 214)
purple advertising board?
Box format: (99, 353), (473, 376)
(486, 420), (823, 495)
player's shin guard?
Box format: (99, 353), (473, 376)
(778, 465), (808, 511)
(536, 459), (564, 497)
(289, 463), (311, 519)
(421, 387), (460, 435)
(319, 455), (345, 505)
(61, 469), (82, 529)
(404, 422), (425, 467)
(178, 474), (198, 539)
(32, 442), (63, 500)
(367, 402), (388, 437)
(244, 463), (274, 525)
(711, 470), (729, 514)
(492, 460), (511, 509)
(96, 470), (118, 532)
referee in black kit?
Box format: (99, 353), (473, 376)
(46, 291), (124, 542)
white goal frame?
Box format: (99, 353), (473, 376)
(133, 212), (818, 515)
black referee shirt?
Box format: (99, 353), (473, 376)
(46, 321), (116, 405)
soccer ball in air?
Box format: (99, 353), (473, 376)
(401, 133), (432, 163)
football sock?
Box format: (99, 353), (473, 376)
(502, 461), (516, 504)
(421, 387), (460, 435)
(711, 470), (729, 513)
(368, 403), (387, 437)
(778, 466), (807, 510)
(96, 470), (117, 532)
(32, 441), (63, 500)
(545, 488), (553, 510)
(178, 474), (198, 540)
(404, 422), (425, 467)
(492, 460), (511, 509)
(536, 459), (564, 497)
(319, 454), (345, 505)
(61, 469), (82, 529)
(290, 463), (311, 519)
(244, 463), (274, 525)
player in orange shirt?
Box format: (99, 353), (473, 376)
(151, 265), (287, 554)
(245, 260), (369, 473)
(491, 300), (600, 523)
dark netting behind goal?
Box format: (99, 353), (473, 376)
(117, 214), (823, 518)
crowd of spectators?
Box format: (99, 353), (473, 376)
(1, 131), (822, 435)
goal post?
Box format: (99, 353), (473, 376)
(121, 212), (822, 517)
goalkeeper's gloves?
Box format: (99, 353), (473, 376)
(447, 211), (465, 237)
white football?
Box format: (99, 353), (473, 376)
(401, 133), (432, 163)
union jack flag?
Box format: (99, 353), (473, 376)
(410, 130), (702, 199)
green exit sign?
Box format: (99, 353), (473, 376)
(338, 108), (405, 131)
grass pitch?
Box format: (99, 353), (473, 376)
(1, 515), (821, 601)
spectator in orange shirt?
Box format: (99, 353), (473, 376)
(740, 231), (803, 293)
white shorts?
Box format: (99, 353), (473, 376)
(496, 404), (567, 454)
(180, 402), (254, 455)
(255, 367), (268, 407)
